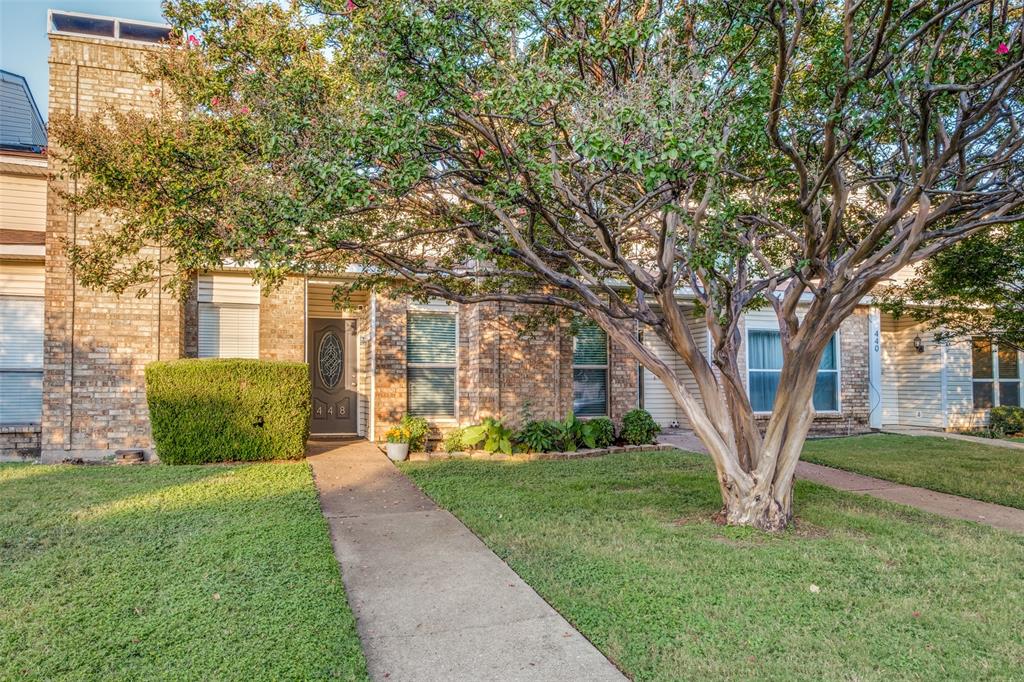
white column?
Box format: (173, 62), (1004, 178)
(868, 307), (883, 429)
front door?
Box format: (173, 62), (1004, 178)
(309, 318), (358, 435)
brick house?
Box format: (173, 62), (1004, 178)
(1, 11), (1018, 461)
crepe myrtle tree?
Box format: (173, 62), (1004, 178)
(52, 0), (1024, 530)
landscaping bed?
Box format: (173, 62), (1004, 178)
(802, 433), (1024, 509)
(402, 443), (673, 462)
(0, 462), (368, 681)
(400, 451), (1024, 681)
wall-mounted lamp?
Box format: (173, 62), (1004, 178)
(913, 335), (925, 353)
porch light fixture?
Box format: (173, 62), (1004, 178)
(913, 335), (925, 353)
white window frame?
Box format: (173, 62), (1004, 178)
(744, 326), (842, 415)
(972, 337), (1023, 409)
(572, 324), (609, 418)
(0, 295), (44, 425)
(406, 304), (459, 422)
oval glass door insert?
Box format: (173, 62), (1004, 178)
(318, 331), (343, 390)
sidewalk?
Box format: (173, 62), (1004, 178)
(658, 430), (1024, 533)
(306, 439), (625, 682)
(882, 426), (1024, 451)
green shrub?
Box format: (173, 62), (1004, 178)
(587, 417), (616, 448)
(462, 417), (514, 455)
(621, 408), (661, 445)
(991, 406), (1024, 436)
(146, 359), (310, 464)
(443, 427), (466, 453)
(552, 413), (601, 451)
(515, 420), (559, 453)
(400, 415), (431, 451)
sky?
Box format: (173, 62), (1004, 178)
(0, 0), (165, 118)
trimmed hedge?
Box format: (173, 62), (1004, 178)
(146, 359), (311, 464)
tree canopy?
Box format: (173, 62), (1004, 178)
(52, 0), (1024, 529)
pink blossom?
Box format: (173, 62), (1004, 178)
(475, 148), (484, 160)
(396, 89), (408, 102)
(997, 42), (1010, 55)
(211, 96), (220, 107)
(240, 106), (250, 115)
(187, 34), (200, 46)
(346, 0), (357, 11)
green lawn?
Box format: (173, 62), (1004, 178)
(400, 452), (1024, 681)
(0, 462), (368, 681)
(802, 433), (1024, 509)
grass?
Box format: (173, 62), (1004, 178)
(802, 433), (1024, 509)
(400, 451), (1024, 681)
(0, 462), (368, 681)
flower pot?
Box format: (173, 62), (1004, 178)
(386, 442), (410, 461)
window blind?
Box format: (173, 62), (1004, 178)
(0, 297), (43, 423)
(748, 330), (839, 412)
(407, 312), (457, 418)
(573, 322), (608, 416)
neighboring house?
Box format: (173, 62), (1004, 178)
(0, 69), (47, 458)
(0, 11), (1017, 461)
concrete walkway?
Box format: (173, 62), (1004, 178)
(307, 440), (625, 682)
(658, 430), (1024, 533)
(883, 426), (1024, 451)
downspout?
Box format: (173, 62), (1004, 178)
(371, 292), (378, 440)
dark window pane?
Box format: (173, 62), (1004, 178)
(813, 372), (839, 411)
(573, 323), (608, 365)
(573, 368), (607, 416)
(998, 347), (1019, 379)
(973, 381), (994, 409)
(1000, 382), (1021, 407)
(749, 371), (779, 412)
(408, 367), (456, 417)
(972, 338), (993, 379)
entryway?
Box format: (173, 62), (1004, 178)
(308, 317), (359, 436)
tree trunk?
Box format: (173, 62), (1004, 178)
(720, 483), (792, 531)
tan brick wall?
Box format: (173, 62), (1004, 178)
(260, 276), (305, 361)
(372, 297), (638, 438)
(42, 35), (183, 461)
(0, 425), (41, 460)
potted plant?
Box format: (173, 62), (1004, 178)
(384, 425), (411, 461)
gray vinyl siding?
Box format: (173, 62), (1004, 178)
(879, 316), (944, 428)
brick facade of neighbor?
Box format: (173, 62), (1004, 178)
(41, 34), (183, 462)
(0, 425), (42, 460)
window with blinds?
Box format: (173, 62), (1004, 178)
(748, 330), (839, 412)
(0, 297), (43, 424)
(407, 311), (457, 418)
(573, 322), (608, 417)
(196, 274), (260, 359)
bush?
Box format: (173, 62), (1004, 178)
(991, 406), (1024, 436)
(621, 408), (661, 445)
(515, 420), (559, 453)
(462, 417), (514, 454)
(400, 415), (431, 451)
(587, 417), (616, 448)
(146, 359), (310, 464)
(443, 427), (466, 453)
